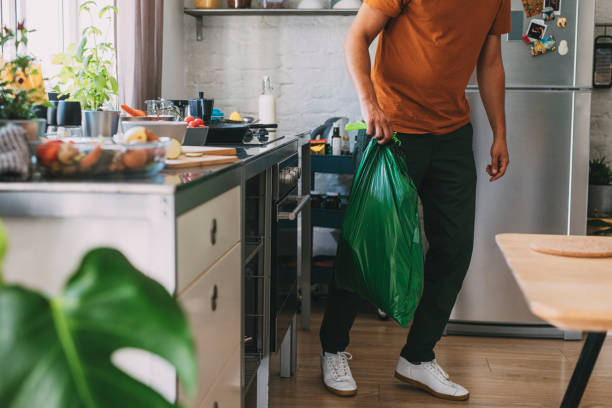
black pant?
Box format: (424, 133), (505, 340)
(320, 123), (477, 363)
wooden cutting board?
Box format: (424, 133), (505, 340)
(530, 235), (612, 258)
(180, 146), (237, 156)
(165, 155), (238, 169)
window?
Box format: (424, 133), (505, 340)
(1, 0), (115, 90)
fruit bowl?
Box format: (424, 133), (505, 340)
(32, 137), (170, 178)
(121, 121), (187, 144)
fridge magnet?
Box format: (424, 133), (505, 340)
(558, 40), (569, 56)
(526, 19), (548, 42)
(544, 0), (561, 15)
(542, 7), (555, 21)
(522, 34), (533, 45)
(530, 35), (557, 56)
(521, 0), (542, 17)
(557, 17), (567, 28)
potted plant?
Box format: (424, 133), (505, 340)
(53, 0), (119, 137)
(588, 156), (612, 217)
(0, 22), (47, 141)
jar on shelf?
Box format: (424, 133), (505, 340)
(195, 0), (220, 8)
(310, 191), (323, 209)
(325, 192), (340, 210)
(228, 0), (251, 8)
(260, 0), (286, 8)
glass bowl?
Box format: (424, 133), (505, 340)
(31, 137), (170, 178)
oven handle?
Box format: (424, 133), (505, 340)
(277, 195), (311, 221)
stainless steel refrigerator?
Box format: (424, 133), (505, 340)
(447, 0), (595, 338)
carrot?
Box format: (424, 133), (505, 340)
(121, 104), (146, 117)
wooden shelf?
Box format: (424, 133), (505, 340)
(184, 8), (358, 40)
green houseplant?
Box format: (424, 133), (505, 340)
(0, 22), (47, 141)
(588, 157), (612, 217)
(0, 220), (197, 407)
(53, 0), (120, 137)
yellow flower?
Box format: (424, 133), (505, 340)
(0, 57), (47, 103)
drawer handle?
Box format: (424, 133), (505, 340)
(213, 402), (218, 408)
(211, 218), (217, 245)
(211, 284), (218, 311)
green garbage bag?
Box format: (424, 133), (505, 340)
(334, 137), (424, 327)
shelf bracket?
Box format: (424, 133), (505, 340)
(195, 15), (203, 41)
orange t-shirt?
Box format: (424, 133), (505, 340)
(364, 0), (511, 135)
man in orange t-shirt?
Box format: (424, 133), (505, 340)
(320, 0), (510, 401)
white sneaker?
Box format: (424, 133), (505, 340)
(394, 357), (469, 401)
(321, 351), (358, 397)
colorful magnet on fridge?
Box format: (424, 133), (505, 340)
(522, 34), (532, 45)
(557, 17), (567, 28)
(530, 35), (557, 56)
(521, 0), (543, 18)
(542, 7), (555, 21)
(525, 19), (548, 42)
(558, 40), (569, 56)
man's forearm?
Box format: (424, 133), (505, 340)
(477, 61), (506, 140)
(345, 31), (379, 110)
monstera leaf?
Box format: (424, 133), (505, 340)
(0, 247), (197, 408)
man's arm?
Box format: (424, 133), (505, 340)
(345, 4), (393, 144)
(477, 34), (509, 182)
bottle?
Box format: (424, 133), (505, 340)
(341, 135), (350, 155)
(258, 76), (276, 125)
(331, 126), (341, 155)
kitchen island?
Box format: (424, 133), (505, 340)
(0, 135), (310, 408)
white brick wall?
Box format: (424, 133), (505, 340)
(592, 0), (612, 160)
(183, 14), (370, 136)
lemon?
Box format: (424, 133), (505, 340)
(167, 138), (182, 160)
(125, 127), (148, 143)
(229, 111), (242, 122)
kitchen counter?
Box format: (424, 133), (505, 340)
(0, 134), (307, 408)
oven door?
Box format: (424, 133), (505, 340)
(270, 192), (310, 352)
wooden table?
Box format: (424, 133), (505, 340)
(496, 233), (612, 408)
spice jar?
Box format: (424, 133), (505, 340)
(228, 0), (251, 7)
(195, 0), (220, 8)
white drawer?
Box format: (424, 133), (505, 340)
(178, 243), (241, 406)
(198, 344), (241, 408)
(177, 186), (240, 292)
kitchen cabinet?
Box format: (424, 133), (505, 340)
(178, 243), (242, 406)
(177, 186), (241, 292)
(199, 344), (242, 408)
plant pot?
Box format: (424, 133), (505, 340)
(0, 118), (46, 142)
(588, 184), (612, 217)
(57, 101), (82, 126)
(82, 110), (120, 137)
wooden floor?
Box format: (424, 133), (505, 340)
(269, 303), (612, 408)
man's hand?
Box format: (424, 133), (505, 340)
(486, 137), (509, 181)
(362, 100), (394, 144)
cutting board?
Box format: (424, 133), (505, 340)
(180, 146), (237, 156)
(530, 235), (612, 258)
(165, 155), (238, 169)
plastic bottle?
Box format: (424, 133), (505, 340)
(341, 135), (350, 155)
(332, 126), (341, 155)
(258, 76), (276, 125)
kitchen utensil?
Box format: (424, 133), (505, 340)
(203, 99), (214, 124)
(121, 121), (187, 144)
(206, 123), (250, 145)
(298, 0), (327, 8)
(194, 0), (221, 8)
(181, 146), (237, 156)
(57, 101), (82, 126)
(145, 99), (179, 118)
(82, 110), (120, 137)
(47, 101), (59, 126)
(228, 0), (251, 8)
(165, 155), (238, 169)
(169, 99), (189, 119)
